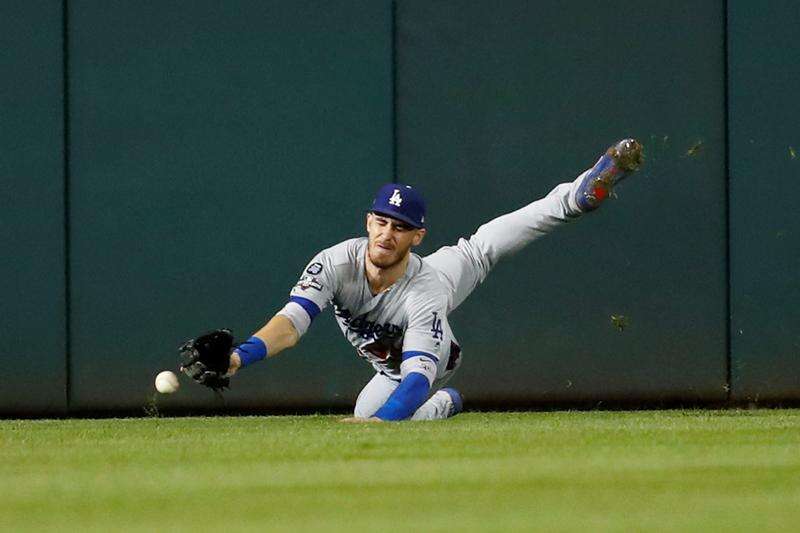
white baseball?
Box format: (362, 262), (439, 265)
(155, 370), (180, 394)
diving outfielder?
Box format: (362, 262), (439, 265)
(180, 139), (644, 421)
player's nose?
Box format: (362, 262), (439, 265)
(377, 225), (395, 239)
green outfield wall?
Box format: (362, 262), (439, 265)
(1, 0), (798, 415)
(728, 0), (800, 402)
(66, 0), (392, 411)
(396, 0), (728, 403)
(0, 2), (67, 414)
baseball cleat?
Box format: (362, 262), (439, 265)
(440, 387), (463, 417)
(575, 138), (643, 212)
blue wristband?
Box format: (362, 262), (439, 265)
(236, 336), (268, 368)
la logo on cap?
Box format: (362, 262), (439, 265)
(389, 189), (403, 207)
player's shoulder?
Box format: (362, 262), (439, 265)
(317, 237), (366, 266)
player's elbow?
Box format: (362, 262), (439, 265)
(254, 314), (302, 357)
(273, 314), (300, 350)
(285, 323), (300, 348)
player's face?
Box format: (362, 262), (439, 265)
(366, 213), (426, 269)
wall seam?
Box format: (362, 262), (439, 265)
(62, 0), (72, 412)
(391, 0), (398, 183)
(723, 0), (733, 403)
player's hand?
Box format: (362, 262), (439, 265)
(340, 416), (383, 423)
(226, 352), (242, 377)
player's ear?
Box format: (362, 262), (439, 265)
(365, 212), (372, 232)
(412, 228), (426, 246)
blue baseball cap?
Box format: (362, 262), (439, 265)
(370, 183), (426, 228)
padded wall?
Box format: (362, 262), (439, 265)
(68, 0), (392, 410)
(396, 0), (729, 403)
(0, 2), (67, 414)
(729, 0), (800, 401)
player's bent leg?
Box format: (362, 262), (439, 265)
(411, 388), (463, 421)
(353, 372), (399, 418)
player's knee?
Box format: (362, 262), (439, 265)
(353, 402), (378, 419)
(353, 388), (383, 418)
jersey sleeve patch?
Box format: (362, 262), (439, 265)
(288, 250), (336, 316)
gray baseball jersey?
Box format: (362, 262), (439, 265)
(278, 237), (458, 382)
(277, 175), (587, 389)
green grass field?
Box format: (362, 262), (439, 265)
(1, 410), (799, 532)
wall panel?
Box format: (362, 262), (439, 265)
(0, 2), (67, 414)
(729, 0), (800, 401)
(68, 0), (392, 410)
(397, 0), (729, 403)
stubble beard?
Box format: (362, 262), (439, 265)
(367, 242), (407, 269)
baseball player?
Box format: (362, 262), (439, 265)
(180, 139), (643, 422)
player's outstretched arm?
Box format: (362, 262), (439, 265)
(227, 314), (299, 376)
